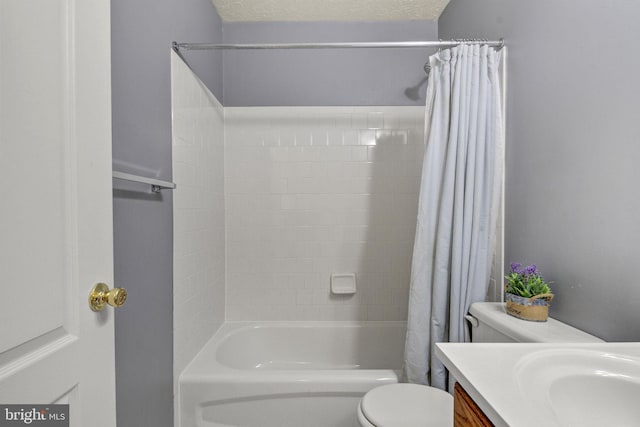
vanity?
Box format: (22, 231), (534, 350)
(453, 382), (493, 426)
(436, 343), (640, 427)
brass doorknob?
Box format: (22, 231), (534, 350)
(89, 283), (127, 311)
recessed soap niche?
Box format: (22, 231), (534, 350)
(331, 273), (357, 295)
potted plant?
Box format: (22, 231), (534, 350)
(504, 262), (554, 322)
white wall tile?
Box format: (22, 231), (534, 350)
(367, 112), (384, 130)
(171, 52), (225, 390)
(351, 112), (367, 129)
(225, 106), (425, 321)
(342, 129), (359, 146)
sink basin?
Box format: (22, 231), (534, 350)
(514, 349), (640, 426)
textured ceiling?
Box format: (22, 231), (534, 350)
(211, 0), (450, 22)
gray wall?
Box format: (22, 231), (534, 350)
(110, 0), (222, 426)
(222, 21), (438, 106)
(439, 0), (640, 341)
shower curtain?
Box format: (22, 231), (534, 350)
(404, 44), (504, 389)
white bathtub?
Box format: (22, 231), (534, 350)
(179, 321), (406, 427)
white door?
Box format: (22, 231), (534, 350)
(0, 0), (116, 425)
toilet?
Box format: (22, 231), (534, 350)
(356, 302), (604, 426)
(357, 383), (452, 427)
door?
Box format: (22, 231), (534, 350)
(0, 0), (115, 425)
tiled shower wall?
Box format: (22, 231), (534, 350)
(171, 52), (225, 385)
(225, 107), (425, 320)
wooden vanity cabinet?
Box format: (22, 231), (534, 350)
(453, 382), (494, 427)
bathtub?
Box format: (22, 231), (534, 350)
(179, 321), (406, 427)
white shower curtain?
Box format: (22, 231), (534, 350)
(404, 44), (504, 389)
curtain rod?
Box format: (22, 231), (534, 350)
(172, 39), (504, 51)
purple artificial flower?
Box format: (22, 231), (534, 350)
(510, 262), (523, 274)
(524, 264), (538, 276)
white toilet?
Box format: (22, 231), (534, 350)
(357, 383), (453, 427)
(356, 302), (604, 426)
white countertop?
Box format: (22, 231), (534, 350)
(435, 342), (640, 427)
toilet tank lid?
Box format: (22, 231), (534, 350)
(469, 303), (604, 343)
